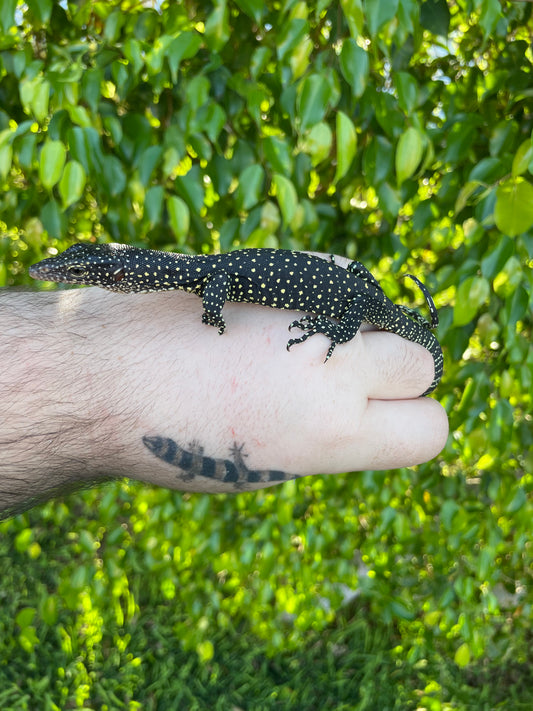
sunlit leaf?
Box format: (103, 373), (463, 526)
(39, 140), (66, 190)
(272, 173), (298, 226)
(339, 0), (364, 38)
(59, 160), (86, 208)
(453, 276), (490, 326)
(395, 126), (424, 185)
(512, 139), (533, 177)
(454, 643), (471, 668)
(0, 142), (13, 180)
(334, 111), (357, 182)
(494, 179), (533, 236)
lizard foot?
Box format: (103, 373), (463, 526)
(202, 311), (226, 334)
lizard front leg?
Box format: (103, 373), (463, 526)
(287, 295), (366, 361)
(201, 272), (230, 334)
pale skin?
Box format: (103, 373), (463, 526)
(0, 254), (449, 519)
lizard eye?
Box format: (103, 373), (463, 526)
(68, 266), (86, 278)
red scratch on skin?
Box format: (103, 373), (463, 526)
(230, 377), (238, 393)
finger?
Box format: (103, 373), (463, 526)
(353, 397), (449, 470)
(360, 330), (436, 400)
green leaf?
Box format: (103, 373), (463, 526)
(185, 76), (210, 112)
(479, 0), (502, 38)
(302, 122), (333, 167)
(0, 141), (13, 180)
(15, 607), (36, 629)
(394, 72), (418, 114)
(81, 68), (103, 113)
(66, 105), (92, 128)
(272, 173), (298, 226)
(298, 74), (332, 132)
(197, 640), (214, 663)
(17, 133), (38, 170)
(454, 643), (471, 668)
(204, 1), (230, 51)
(59, 160), (86, 208)
(363, 135), (393, 185)
(481, 237), (514, 279)
(175, 166), (205, 213)
(40, 199), (64, 238)
(101, 155), (126, 197)
(508, 285), (529, 325)
(260, 201), (281, 235)
(0, 0), (16, 33)
(440, 500), (460, 532)
(39, 140), (66, 190)
(236, 164), (264, 211)
(339, 39), (369, 98)
(277, 19), (308, 62)
(167, 195), (190, 241)
(395, 127), (424, 186)
(14, 528), (33, 553)
(104, 9), (125, 42)
(26, 0), (52, 24)
(494, 179), (533, 237)
(138, 145), (163, 186)
(365, 0), (399, 38)
(420, 0), (450, 36)
(453, 276), (490, 327)
(340, 0), (364, 38)
(145, 185), (164, 226)
(167, 32), (202, 83)
(203, 103), (226, 143)
(40, 595), (58, 626)
(233, 0), (264, 23)
(377, 182), (401, 220)
(20, 77), (50, 122)
(334, 112), (357, 182)
(219, 217), (240, 251)
(455, 181), (483, 215)
(263, 136), (293, 175)
(511, 139), (533, 178)
(67, 126), (103, 174)
(506, 486), (526, 514)
(250, 46), (272, 80)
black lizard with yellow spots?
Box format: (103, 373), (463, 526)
(30, 242), (443, 394)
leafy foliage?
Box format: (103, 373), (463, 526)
(0, 0), (532, 707)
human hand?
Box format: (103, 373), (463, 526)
(0, 255), (448, 518)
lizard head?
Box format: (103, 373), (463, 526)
(29, 242), (137, 292)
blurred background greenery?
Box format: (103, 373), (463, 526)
(0, 0), (532, 708)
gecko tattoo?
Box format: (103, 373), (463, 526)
(142, 436), (298, 488)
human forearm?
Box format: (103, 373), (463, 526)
(0, 290), (127, 518)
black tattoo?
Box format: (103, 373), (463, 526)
(142, 436), (295, 488)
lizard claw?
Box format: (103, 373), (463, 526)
(288, 315), (315, 332)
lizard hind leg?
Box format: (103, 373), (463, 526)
(347, 260), (382, 290)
